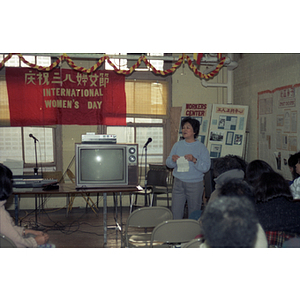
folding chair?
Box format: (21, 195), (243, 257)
(0, 234), (17, 248)
(130, 169), (171, 213)
(124, 206), (173, 248)
(150, 219), (202, 247)
(181, 238), (203, 248)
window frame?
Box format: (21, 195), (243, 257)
(0, 126), (59, 170)
(0, 54), (62, 172)
(105, 64), (172, 164)
(111, 117), (166, 165)
(22, 126), (57, 169)
(124, 61), (172, 164)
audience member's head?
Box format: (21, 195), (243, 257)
(181, 117), (200, 138)
(219, 178), (255, 203)
(229, 155), (248, 174)
(288, 152), (300, 180)
(245, 159), (274, 187)
(0, 163), (13, 201)
(213, 155), (246, 178)
(254, 171), (293, 203)
(201, 194), (258, 248)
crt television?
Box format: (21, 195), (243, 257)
(75, 143), (138, 189)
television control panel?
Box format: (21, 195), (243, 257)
(127, 144), (138, 166)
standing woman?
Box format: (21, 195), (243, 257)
(166, 117), (210, 219)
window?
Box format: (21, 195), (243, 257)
(0, 54), (170, 172)
(105, 53), (128, 70)
(0, 54), (56, 171)
(107, 77), (169, 165)
(105, 53), (164, 71)
(0, 126), (55, 167)
(126, 80), (168, 116)
(107, 118), (164, 165)
(0, 54), (51, 67)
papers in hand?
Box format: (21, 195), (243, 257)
(177, 156), (189, 172)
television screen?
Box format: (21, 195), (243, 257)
(80, 148), (125, 182)
(75, 143), (138, 188)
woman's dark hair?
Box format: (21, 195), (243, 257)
(213, 155), (246, 178)
(0, 163), (13, 201)
(254, 171), (293, 203)
(288, 152), (300, 180)
(181, 117), (200, 138)
(219, 178), (255, 203)
(245, 159), (275, 187)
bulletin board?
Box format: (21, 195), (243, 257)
(258, 84), (300, 179)
(206, 104), (248, 158)
(179, 103), (248, 158)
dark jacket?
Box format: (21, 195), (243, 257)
(255, 197), (300, 234)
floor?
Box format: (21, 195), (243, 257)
(10, 196), (200, 248)
(14, 205), (133, 248)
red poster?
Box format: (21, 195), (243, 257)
(5, 68), (126, 126)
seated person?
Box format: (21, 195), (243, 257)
(200, 193), (262, 248)
(288, 152), (300, 185)
(199, 179), (267, 248)
(289, 154), (300, 199)
(0, 163), (52, 248)
(252, 171), (300, 234)
(209, 155), (247, 202)
(245, 159), (275, 188)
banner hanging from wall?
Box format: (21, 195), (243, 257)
(5, 68), (126, 126)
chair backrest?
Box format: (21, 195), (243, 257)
(147, 169), (169, 188)
(182, 238), (203, 248)
(150, 219), (201, 246)
(0, 234), (17, 248)
(126, 207), (173, 229)
(149, 164), (168, 171)
(148, 165), (173, 188)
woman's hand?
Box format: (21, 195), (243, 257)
(34, 233), (49, 245)
(184, 154), (197, 164)
(172, 155), (180, 162)
(24, 229), (49, 245)
(25, 229), (44, 236)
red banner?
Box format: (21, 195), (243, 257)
(5, 68), (126, 126)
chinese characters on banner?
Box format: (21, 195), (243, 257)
(5, 68), (127, 126)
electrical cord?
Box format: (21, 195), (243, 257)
(18, 202), (105, 236)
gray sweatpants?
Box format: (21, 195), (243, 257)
(171, 177), (204, 219)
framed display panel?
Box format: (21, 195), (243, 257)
(206, 104), (249, 158)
